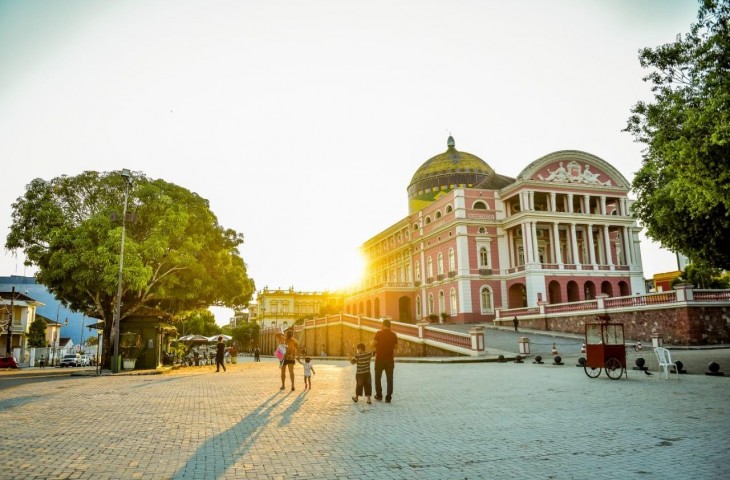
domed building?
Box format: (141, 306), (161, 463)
(344, 137), (646, 324)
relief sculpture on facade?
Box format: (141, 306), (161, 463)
(537, 161), (612, 186)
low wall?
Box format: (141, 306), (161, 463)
(259, 315), (475, 357)
(515, 305), (730, 345)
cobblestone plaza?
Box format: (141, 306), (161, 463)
(1, 355), (728, 480)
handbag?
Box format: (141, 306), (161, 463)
(275, 344), (287, 362)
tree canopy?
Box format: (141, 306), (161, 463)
(625, 0), (730, 269)
(27, 316), (48, 348)
(6, 170), (255, 365)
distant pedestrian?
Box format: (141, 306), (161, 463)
(513, 317), (519, 332)
(277, 330), (300, 391)
(254, 346), (260, 362)
(350, 343), (372, 404)
(373, 319), (398, 403)
(39, 354), (45, 369)
(302, 356), (315, 389)
(215, 336), (227, 372)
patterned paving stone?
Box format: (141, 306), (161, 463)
(0, 357), (728, 479)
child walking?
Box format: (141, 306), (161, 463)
(302, 356), (315, 389)
(350, 343), (373, 404)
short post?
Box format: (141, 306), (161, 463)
(470, 326), (485, 352)
(518, 337), (530, 355)
(651, 334), (663, 348)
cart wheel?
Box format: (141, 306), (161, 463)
(583, 365), (601, 378)
(604, 357), (624, 380)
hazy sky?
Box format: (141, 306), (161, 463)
(0, 1), (698, 323)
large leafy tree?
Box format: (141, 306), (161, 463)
(27, 316), (48, 348)
(625, 0), (730, 269)
(6, 171), (255, 367)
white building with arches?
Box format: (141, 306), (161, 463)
(344, 136), (645, 323)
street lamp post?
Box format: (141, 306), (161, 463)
(111, 168), (132, 373)
(4, 286), (16, 357)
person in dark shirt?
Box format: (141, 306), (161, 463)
(372, 319), (398, 403)
(350, 343), (373, 404)
(215, 336), (227, 372)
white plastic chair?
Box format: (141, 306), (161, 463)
(654, 347), (679, 379)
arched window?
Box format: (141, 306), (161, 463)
(448, 248), (455, 272)
(427, 257), (433, 279)
(450, 288), (457, 315)
(428, 293), (434, 315)
(415, 261), (421, 281)
(437, 252), (444, 275)
(435, 211), (442, 219)
(413, 223), (419, 231)
(480, 247), (489, 267)
(446, 205), (453, 213)
(478, 226), (486, 234)
(438, 290), (445, 314)
(473, 201), (488, 210)
(480, 286), (493, 314)
(425, 216), (432, 224)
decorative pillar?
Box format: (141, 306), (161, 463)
(623, 227), (633, 266)
(521, 223), (531, 264)
(531, 221), (539, 264)
(600, 196), (607, 215)
(584, 194), (591, 214)
(570, 223), (579, 266)
(550, 192), (557, 212)
(586, 224), (596, 265)
(603, 225), (613, 266)
(567, 194), (574, 213)
(552, 222), (563, 265)
(528, 191), (535, 211)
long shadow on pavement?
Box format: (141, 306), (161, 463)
(171, 390), (307, 480)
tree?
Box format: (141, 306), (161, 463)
(27, 316), (48, 348)
(6, 171), (255, 367)
(625, 0), (730, 269)
(672, 260), (730, 289)
(180, 309), (221, 337)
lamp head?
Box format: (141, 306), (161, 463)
(121, 168), (132, 180)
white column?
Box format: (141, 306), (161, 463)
(584, 195), (591, 214)
(528, 191), (535, 211)
(521, 223), (530, 264)
(531, 221), (539, 264)
(550, 192), (557, 212)
(586, 224), (596, 265)
(552, 222), (563, 265)
(600, 196), (607, 215)
(570, 223), (579, 265)
(508, 229), (515, 268)
(567, 194), (574, 213)
(603, 225), (613, 266)
(623, 227), (634, 266)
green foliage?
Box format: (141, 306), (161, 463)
(27, 316), (48, 348)
(625, 0), (730, 269)
(230, 322), (260, 350)
(179, 310), (221, 337)
(5, 170), (255, 366)
(672, 260), (730, 289)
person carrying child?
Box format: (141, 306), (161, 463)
(276, 330), (300, 391)
(350, 342), (373, 404)
(302, 356), (315, 389)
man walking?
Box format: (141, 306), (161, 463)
(373, 319), (398, 403)
(215, 336), (227, 372)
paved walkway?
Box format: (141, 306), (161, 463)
(0, 356), (728, 479)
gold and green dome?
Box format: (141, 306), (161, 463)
(408, 136), (494, 213)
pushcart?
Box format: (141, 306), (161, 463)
(583, 315), (627, 380)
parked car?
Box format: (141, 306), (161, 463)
(0, 356), (19, 369)
(60, 354), (80, 367)
(78, 355), (92, 367)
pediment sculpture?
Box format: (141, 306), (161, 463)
(537, 161), (612, 186)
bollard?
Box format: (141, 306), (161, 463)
(533, 355), (544, 364)
(632, 357), (652, 375)
(498, 354), (506, 363)
(705, 361), (725, 376)
(514, 355), (523, 364)
(552, 355), (563, 366)
(673, 360), (687, 374)
(576, 356), (586, 367)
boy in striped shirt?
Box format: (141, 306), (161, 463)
(350, 342), (373, 404)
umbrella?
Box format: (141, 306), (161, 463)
(180, 334), (209, 344)
(207, 334), (233, 342)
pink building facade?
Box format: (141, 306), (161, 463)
(344, 137), (645, 324)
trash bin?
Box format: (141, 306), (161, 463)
(518, 337), (530, 355)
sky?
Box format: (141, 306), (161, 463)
(0, 0), (698, 325)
